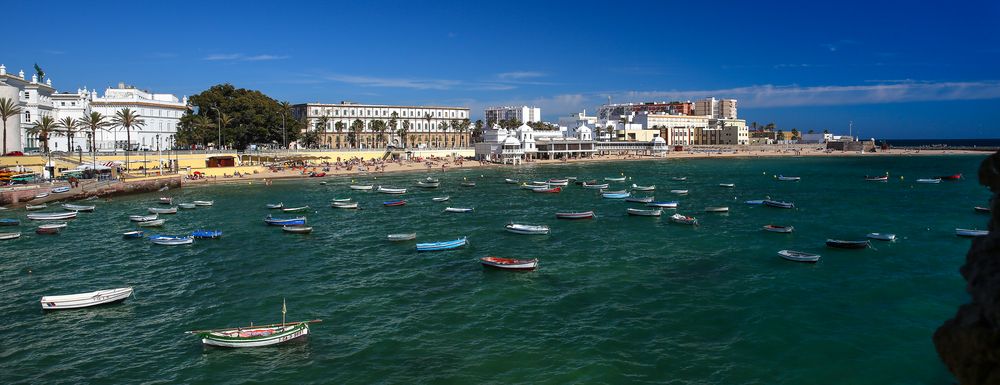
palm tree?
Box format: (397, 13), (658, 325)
(192, 114), (212, 147)
(26, 116), (57, 154)
(399, 120), (410, 148)
(79, 112), (110, 162)
(0, 97), (22, 155)
(349, 119), (364, 148)
(112, 108), (145, 177)
(371, 120), (387, 148)
(334, 121), (346, 148)
(55, 117), (81, 153)
(388, 112), (399, 146)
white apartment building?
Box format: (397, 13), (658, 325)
(693, 97), (737, 119)
(0, 64), (56, 152)
(484, 105), (541, 125)
(292, 102), (471, 149)
(558, 110), (598, 138)
(89, 83), (187, 152)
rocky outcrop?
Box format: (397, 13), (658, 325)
(934, 151), (1000, 384)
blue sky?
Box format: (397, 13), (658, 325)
(6, 0), (999, 138)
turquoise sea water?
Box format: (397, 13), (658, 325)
(0, 155), (991, 384)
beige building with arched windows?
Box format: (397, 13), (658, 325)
(291, 101), (471, 149)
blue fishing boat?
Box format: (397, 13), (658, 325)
(416, 237), (468, 252)
(192, 230), (223, 239)
(383, 199), (406, 207)
(0, 218), (19, 226)
(264, 215), (306, 226)
(763, 200), (795, 209)
(602, 192), (630, 199)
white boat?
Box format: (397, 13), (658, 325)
(416, 181), (440, 188)
(432, 196), (450, 202)
(40, 287), (133, 310)
(582, 183), (610, 189)
(916, 178), (942, 184)
(480, 256), (539, 271)
(61, 204), (95, 212)
(631, 184), (655, 191)
(158, 197), (173, 204)
(192, 320), (314, 348)
(266, 202), (284, 209)
(282, 225), (313, 234)
(330, 202), (359, 209)
(956, 228), (988, 237)
(719, 183), (735, 188)
(627, 208), (663, 217)
(387, 233), (417, 241)
(193, 200), (214, 206)
(669, 213), (698, 225)
(52, 186), (71, 194)
(669, 189), (689, 195)
(148, 207), (177, 214)
(866, 233), (896, 241)
(778, 250), (821, 263)
(776, 175), (801, 181)
(27, 211), (77, 220)
(137, 219), (166, 227)
(444, 207), (474, 213)
(705, 206), (729, 213)
(745, 200), (765, 205)
(671, 177), (687, 181)
(605, 176), (626, 182)
(547, 179), (569, 186)
(282, 206), (310, 212)
(504, 178), (519, 184)
(130, 214), (157, 222)
(25, 203), (47, 210)
(646, 201), (678, 208)
(0, 232), (21, 240)
(376, 186), (407, 194)
(178, 203), (196, 209)
(505, 223), (550, 235)
(149, 235), (193, 245)
(349, 184), (374, 190)
(763, 225), (794, 233)
(35, 192), (50, 199)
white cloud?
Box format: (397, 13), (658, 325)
(323, 74), (460, 90)
(497, 71), (546, 80)
(203, 53), (288, 61)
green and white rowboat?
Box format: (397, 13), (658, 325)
(191, 320), (319, 348)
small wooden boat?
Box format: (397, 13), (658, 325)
(52, 186), (71, 194)
(671, 177), (687, 181)
(149, 235), (194, 245)
(602, 192), (630, 199)
(547, 179), (569, 186)
(130, 214), (157, 222)
(383, 200), (407, 207)
(605, 176), (626, 182)
(669, 189), (689, 195)
(522, 183), (545, 190)
(745, 200), (765, 205)
(330, 198), (352, 203)
(377, 186), (407, 194)
(974, 206), (991, 213)
(647, 201), (678, 208)
(937, 173), (963, 180)
(416, 181), (440, 188)
(423, 176), (440, 183)
(350, 184), (374, 190)
(35, 192), (49, 199)
(504, 178), (519, 184)
(25, 203), (47, 210)
(778, 250), (820, 263)
(529, 181), (549, 186)
(62, 204), (95, 212)
(631, 184), (655, 191)
(178, 203), (197, 209)
(190, 319), (318, 348)
(602, 188), (627, 194)
(40, 287), (133, 310)
(532, 187), (562, 193)
(36, 223), (66, 234)
(266, 202), (284, 209)
(137, 219), (166, 227)
(719, 183), (735, 188)
(627, 208), (662, 217)
(27, 211), (77, 220)
(916, 178), (941, 184)
(576, 179), (597, 186)
(282, 206), (310, 213)
(0, 232), (21, 240)
(264, 215), (306, 226)
(192, 230), (223, 239)
(556, 211), (595, 220)
(331, 202), (359, 209)
(866, 233), (896, 241)
(705, 206), (729, 213)
(763, 225), (793, 233)
(825, 239), (869, 249)
(776, 175), (801, 181)
(0, 218), (19, 226)
(956, 228), (988, 237)
(505, 223), (550, 235)
(432, 196), (450, 202)
(444, 207), (474, 213)
(158, 197), (173, 204)
(416, 237), (467, 252)
(864, 174), (889, 182)
(461, 181), (477, 187)
(625, 196), (654, 203)
(148, 207), (177, 214)
(763, 200), (794, 209)
(480, 256), (538, 271)
(387, 233), (417, 241)
(282, 225), (313, 234)
(582, 183), (610, 189)
(193, 200), (214, 206)
(122, 230), (144, 239)
(669, 213), (698, 225)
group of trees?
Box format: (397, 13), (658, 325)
(751, 121), (831, 140)
(0, 96), (144, 159)
(176, 83), (302, 150)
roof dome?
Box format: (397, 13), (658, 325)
(576, 123), (592, 133)
(516, 123), (533, 132)
(501, 136), (521, 146)
(651, 136), (667, 145)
